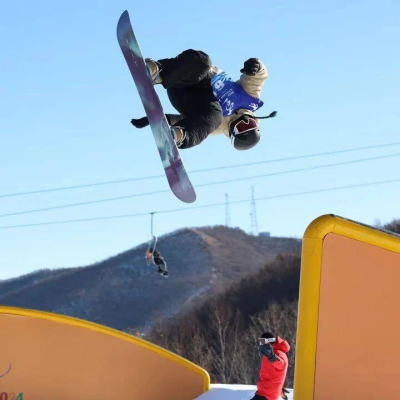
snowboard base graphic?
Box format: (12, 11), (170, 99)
(117, 10), (196, 203)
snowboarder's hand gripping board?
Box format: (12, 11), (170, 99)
(117, 10), (196, 203)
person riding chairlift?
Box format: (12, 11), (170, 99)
(145, 237), (169, 277)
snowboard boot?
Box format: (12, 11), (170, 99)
(145, 59), (162, 85)
(170, 126), (186, 148)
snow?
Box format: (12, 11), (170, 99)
(194, 384), (293, 400)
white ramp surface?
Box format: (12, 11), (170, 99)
(195, 384), (293, 400)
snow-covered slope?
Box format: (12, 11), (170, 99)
(195, 384), (293, 400)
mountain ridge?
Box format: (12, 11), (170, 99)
(0, 225), (301, 331)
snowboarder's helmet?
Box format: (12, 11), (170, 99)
(229, 114), (260, 151)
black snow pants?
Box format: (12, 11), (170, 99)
(157, 49), (223, 149)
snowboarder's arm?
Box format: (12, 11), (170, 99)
(237, 58), (268, 99)
(173, 102), (223, 149)
(259, 347), (287, 377)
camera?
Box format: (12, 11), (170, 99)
(259, 337), (276, 345)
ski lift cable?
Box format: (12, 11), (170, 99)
(1, 141), (400, 199)
(0, 152), (399, 219)
(146, 212), (158, 264)
(150, 212), (156, 238)
(0, 177), (399, 230)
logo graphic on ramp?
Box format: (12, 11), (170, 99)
(0, 363), (12, 378)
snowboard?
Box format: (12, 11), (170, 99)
(117, 10), (196, 204)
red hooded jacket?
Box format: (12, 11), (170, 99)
(256, 336), (290, 400)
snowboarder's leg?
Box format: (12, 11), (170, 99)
(172, 103), (223, 149)
(135, 49), (221, 149)
(166, 85), (223, 148)
(131, 89), (223, 149)
(157, 49), (213, 88)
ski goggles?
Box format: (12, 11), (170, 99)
(231, 117), (259, 137)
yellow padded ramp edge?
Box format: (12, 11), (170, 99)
(293, 214), (400, 399)
(0, 306), (210, 399)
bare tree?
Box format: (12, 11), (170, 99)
(208, 303), (233, 383)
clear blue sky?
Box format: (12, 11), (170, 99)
(1, 0), (399, 279)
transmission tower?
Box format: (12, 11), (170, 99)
(250, 186), (259, 235)
(225, 193), (231, 227)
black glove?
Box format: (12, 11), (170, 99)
(259, 343), (278, 362)
(131, 116), (149, 128)
(240, 58), (262, 76)
(131, 115), (173, 128)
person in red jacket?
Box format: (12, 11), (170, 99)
(251, 331), (290, 400)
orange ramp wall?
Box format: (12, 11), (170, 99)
(0, 307), (209, 399)
(294, 215), (400, 399)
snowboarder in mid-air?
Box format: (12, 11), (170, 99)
(131, 49), (276, 151)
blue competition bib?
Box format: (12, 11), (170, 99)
(211, 71), (264, 117)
